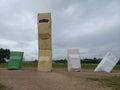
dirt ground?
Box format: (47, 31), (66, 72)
(0, 68), (120, 90)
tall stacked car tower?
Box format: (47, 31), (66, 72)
(38, 13), (52, 71)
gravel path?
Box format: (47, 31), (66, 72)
(0, 68), (120, 90)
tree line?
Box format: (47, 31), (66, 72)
(0, 48), (120, 64)
(0, 48), (10, 63)
(53, 57), (120, 64)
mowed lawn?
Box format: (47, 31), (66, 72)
(0, 62), (120, 90)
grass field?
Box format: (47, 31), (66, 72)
(0, 63), (7, 68)
(0, 62), (120, 70)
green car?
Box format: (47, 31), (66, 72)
(8, 51), (24, 70)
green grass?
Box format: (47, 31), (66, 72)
(0, 62), (120, 70)
(87, 76), (120, 90)
(81, 64), (97, 69)
(22, 62), (67, 68)
(113, 64), (120, 70)
(0, 83), (5, 90)
(22, 62), (38, 67)
(52, 63), (67, 68)
(53, 63), (97, 69)
(0, 63), (7, 68)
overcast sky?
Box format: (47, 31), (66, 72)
(0, 0), (120, 60)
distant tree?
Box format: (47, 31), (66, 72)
(53, 58), (67, 64)
(117, 59), (120, 64)
(81, 58), (101, 64)
(34, 59), (38, 63)
(0, 48), (10, 63)
(93, 57), (97, 61)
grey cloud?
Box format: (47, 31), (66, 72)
(0, 0), (120, 60)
